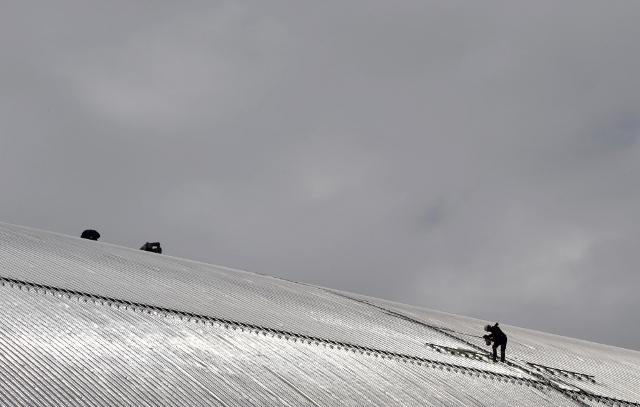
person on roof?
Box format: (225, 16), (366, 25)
(483, 323), (507, 362)
(80, 229), (100, 241)
(140, 242), (162, 254)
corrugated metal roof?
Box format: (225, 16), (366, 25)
(340, 291), (640, 404)
(0, 222), (638, 406)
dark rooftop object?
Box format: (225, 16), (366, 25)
(140, 241), (162, 254)
(80, 229), (100, 241)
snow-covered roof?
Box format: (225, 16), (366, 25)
(0, 222), (638, 406)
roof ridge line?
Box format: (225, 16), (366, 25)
(0, 275), (545, 388)
(6, 275), (640, 405)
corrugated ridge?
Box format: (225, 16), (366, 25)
(0, 274), (547, 389)
(5, 274), (640, 407)
(528, 363), (596, 382)
(0, 280), (580, 407)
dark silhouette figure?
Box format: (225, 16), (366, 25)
(81, 229), (100, 241)
(140, 242), (162, 254)
(483, 323), (507, 362)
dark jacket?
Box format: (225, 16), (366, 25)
(486, 324), (507, 345)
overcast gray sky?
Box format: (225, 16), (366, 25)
(1, 0), (639, 350)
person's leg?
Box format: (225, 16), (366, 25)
(500, 343), (506, 362)
(492, 344), (498, 362)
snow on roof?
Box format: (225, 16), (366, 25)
(0, 222), (638, 406)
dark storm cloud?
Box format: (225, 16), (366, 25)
(1, 0), (639, 349)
